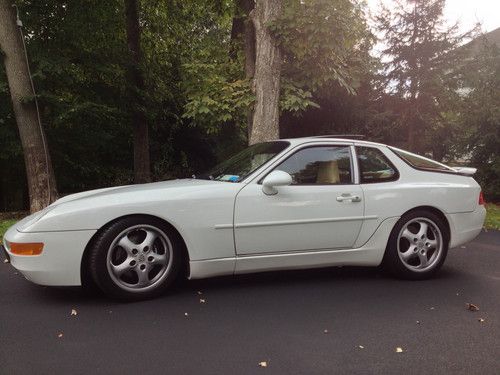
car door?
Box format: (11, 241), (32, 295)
(352, 145), (401, 247)
(234, 144), (364, 255)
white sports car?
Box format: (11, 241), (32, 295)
(2, 137), (486, 300)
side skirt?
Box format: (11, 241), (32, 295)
(188, 217), (399, 280)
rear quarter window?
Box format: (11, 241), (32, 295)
(356, 146), (399, 183)
(389, 147), (456, 173)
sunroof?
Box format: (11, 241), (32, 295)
(312, 134), (365, 139)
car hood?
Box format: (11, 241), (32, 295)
(53, 178), (222, 205)
(17, 179), (236, 232)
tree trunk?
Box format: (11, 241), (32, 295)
(0, 1), (57, 213)
(243, 0), (256, 138)
(124, 0), (150, 183)
(248, 0), (282, 145)
(406, 2), (418, 152)
(406, 99), (417, 152)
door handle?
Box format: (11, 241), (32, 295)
(336, 194), (362, 202)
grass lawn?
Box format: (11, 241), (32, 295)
(1, 204), (500, 243)
(485, 203), (500, 231)
(0, 219), (18, 243)
(0, 212), (27, 243)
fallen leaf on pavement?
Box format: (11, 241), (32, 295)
(71, 309), (77, 316)
(466, 303), (479, 311)
(396, 347), (404, 353)
(258, 361), (268, 368)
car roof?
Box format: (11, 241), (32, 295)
(279, 136), (388, 148)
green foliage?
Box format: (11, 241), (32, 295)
(0, 54), (28, 210)
(6, 0), (134, 194)
(1, 0), (498, 211)
(274, 0), (373, 87)
(374, 0), (478, 154)
(273, 0), (374, 113)
(182, 62), (253, 133)
(183, 0), (374, 128)
(485, 204), (500, 230)
(0, 220), (17, 242)
(455, 40), (500, 200)
(0, 0), (240, 209)
(280, 80), (320, 114)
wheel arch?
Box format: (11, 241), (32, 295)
(399, 205), (450, 243)
(80, 214), (190, 288)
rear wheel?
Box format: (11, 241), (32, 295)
(383, 210), (449, 279)
(89, 216), (182, 300)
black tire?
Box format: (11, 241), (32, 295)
(382, 209), (449, 280)
(88, 215), (182, 300)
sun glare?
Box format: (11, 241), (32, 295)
(367, 0), (500, 33)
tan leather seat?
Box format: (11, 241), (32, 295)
(316, 160), (340, 184)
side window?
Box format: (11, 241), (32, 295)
(274, 146), (353, 185)
(389, 147), (455, 172)
(356, 146), (398, 183)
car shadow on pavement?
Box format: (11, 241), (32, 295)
(25, 264), (463, 306)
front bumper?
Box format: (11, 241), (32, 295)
(3, 223), (96, 286)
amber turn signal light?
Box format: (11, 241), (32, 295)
(9, 242), (44, 256)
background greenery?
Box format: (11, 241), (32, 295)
(0, 0), (499, 211)
(485, 204), (500, 230)
(0, 212), (21, 242)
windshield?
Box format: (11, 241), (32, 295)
(198, 141), (290, 182)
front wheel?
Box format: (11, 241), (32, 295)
(88, 216), (182, 300)
(382, 210), (449, 280)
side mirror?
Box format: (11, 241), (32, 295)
(262, 170), (292, 195)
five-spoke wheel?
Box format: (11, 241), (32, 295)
(89, 216), (182, 300)
(383, 210), (448, 279)
(107, 225), (173, 292)
(397, 218), (443, 271)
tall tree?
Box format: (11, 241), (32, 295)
(0, 1), (57, 212)
(456, 38), (500, 200)
(230, 0), (255, 137)
(125, 0), (150, 183)
(248, 0), (283, 144)
(182, 0), (371, 146)
(375, 0), (477, 152)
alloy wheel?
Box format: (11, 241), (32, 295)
(106, 225), (173, 292)
(397, 217), (443, 272)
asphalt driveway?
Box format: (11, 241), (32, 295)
(1, 230), (499, 375)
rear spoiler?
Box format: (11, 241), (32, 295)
(452, 167), (477, 176)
